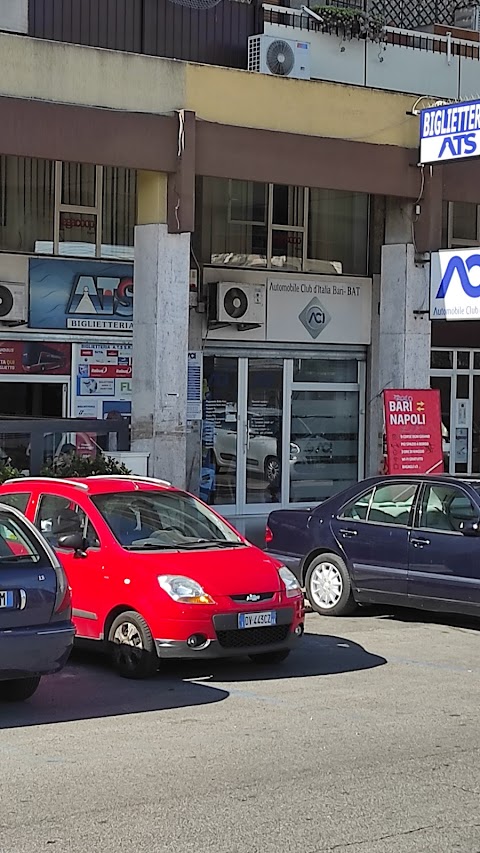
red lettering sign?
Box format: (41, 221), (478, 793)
(89, 364), (132, 378)
(383, 389), (444, 475)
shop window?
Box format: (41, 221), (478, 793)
(447, 201), (480, 248)
(0, 155), (135, 259)
(198, 178), (369, 275)
(293, 358), (357, 383)
(0, 156), (55, 254)
(306, 188), (369, 276)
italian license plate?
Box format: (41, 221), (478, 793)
(0, 590), (14, 609)
(238, 610), (276, 629)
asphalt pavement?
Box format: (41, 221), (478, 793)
(1, 608), (479, 853)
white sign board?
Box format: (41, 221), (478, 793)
(430, 249), (480, 320)
(72, 342), (133, 420)
(187, 351), (203, 421)
(420, 100), (480, 164)
(266, 278), (372, 344)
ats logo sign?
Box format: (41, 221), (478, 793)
(29, 259), (134, 331)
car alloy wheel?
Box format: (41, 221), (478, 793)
(309, 561), (343, 609)
(109, 610), (158, 679)
(265, 456), (280, 485)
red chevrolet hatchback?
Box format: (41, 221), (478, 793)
(0, 477), (304, 678)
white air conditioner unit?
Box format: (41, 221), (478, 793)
(454, 5), (480, 31)
(0, 282), (27, 324)
(216, 283), (266, 325)
(248, 35), (311, 80)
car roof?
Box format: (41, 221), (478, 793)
(1, 475), (175, 495)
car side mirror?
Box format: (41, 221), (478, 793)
(57, 532), (88, 556)
(459, 519), (480, 537)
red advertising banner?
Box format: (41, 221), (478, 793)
(383, 389), (444, 475)
(0, 341), (71, 375)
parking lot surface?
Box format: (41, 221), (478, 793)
(1, 609), (479, 853)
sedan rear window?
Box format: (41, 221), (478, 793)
(340, 483), (417, 526)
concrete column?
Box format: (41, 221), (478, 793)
(132, 222), (190, 487)
(367, 199), (431, 475)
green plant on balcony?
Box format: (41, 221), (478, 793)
(312, 5), (387, 42)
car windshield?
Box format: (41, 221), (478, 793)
(90, 490), (245, 550)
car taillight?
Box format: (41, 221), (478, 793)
(265, 525), (273, 545)
(54, 567), (72, 615)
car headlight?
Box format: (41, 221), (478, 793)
(157, 575), (216, 604)
(278, 566), (301, 598)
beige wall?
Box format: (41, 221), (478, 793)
(0, 31), (418, 149)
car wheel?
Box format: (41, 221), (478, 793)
(1, 676), (41, 702)
(305, 553), (357, 616)
(108, 611), (158, 679)
(249, 649), (290, 665)
(264, 455), (280, 485)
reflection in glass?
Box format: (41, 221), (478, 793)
(451, 201), (477, 241)
(102, 167), (136, 259)
(62, 162), (96, 208)
(201, 178), (267, 268)
(271, 230), (303, 271)
(272, 185), (304, 227)
(59, 211), (97, 257)
(293, 359), (357, 383)
(201, 357), (238, 506)
(457, 351), (470, 370)
(307, 188), (369, 276)
(289, 390), (359, 503)
(246, 360), (283, 505)
(0, 156), (54, 254)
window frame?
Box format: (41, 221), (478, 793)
(338, 481), (420, 528)
(415, 481), (480, 535)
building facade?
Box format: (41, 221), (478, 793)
(2, 1), (480, 541)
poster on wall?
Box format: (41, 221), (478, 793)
(72, 343), (132, 424)
(29, 259), (133, 332)
(0, 341), (71, 375)
(187, 352), (203, 421)
(383, 389), (444, 475)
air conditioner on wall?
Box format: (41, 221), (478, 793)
(0, 282), (27, 325)
(248, 35), (311, 80)
(215, 283), (266, 325)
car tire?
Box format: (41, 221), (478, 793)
(1, 676), (41, 702)
(108, 611), (158, 679)
(305, 553), (357, 617)
(249, 649), (290, 665)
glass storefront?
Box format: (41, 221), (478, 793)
(431, 347), (480, 474)
(200, 353), (365, 512)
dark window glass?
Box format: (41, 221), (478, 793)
(0, 493), (30, 513)
(419, 484), (477, 532)
(200, 178), (267, 268)
(307, 188), (369, 276)
(339, 488), (374, 521)
(0, 156), (54, 254)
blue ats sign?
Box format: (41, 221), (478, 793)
(29, 259), (133, 331)
(430, 248), (480, 320)
(420, 100), (480, 164)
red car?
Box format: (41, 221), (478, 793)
(0, 476), (304, 678)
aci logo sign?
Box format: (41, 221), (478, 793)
(420, 100), (480, 165)
(298, 297), (331, 339)
(430, 249), (480, 320)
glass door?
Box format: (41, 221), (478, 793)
(201, 354), (364, 512)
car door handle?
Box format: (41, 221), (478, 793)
(411, 537), (430, 548)
(339, 528), (358, 538)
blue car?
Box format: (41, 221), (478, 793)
(265, 475), (480, 620)
(0, 502), (74, 701)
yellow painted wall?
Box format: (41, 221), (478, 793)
(137, 172), (168, 225)
(185, 64), (417, 148)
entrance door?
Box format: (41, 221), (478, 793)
(201, 354), (364, 514)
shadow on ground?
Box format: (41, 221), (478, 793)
(0, 632), (386, 728)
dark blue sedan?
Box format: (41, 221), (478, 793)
(0, 502), (74, 701)
(265, 475), (480, 619)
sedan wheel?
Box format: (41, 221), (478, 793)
(305, 553), (357, 617)
(108, 610), (158, 679)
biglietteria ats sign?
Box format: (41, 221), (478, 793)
(420, 100), (480, 164)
